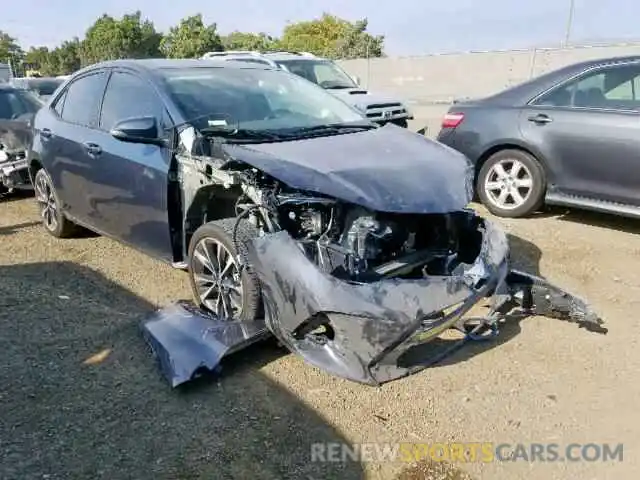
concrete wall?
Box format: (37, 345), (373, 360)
(338, 42), (640, 135)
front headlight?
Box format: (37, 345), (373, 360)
(354, 104), (366, 114)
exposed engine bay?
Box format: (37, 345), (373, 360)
(0, 144), (29, 192)
(188, 158), (484, 285)
(0, 121), (31, 193)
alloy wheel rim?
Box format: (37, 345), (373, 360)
(191, 237), (243, 319)
(34, 174), (59, 231)
(484, 159), (534, 210)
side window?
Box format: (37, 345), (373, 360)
(533, 65), (640, 110)
(60, 72), (107, 126)
(99, 71), (160, 130)
(52, 89), (67, 117)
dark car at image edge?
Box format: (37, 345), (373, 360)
(437, 55), (640, 219)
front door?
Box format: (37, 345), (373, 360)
(520, 63), (640, 206)
(91, 69), (173, 260)
(44, 70), (109, 225)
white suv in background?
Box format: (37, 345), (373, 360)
(202, 51), (413, 128)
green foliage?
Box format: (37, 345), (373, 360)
(6, 12), (385, 77)
(221, 31), (280, 52)
(0, 30), (23, 63)
(160, 14), (223, 58)
(279, 13), (384, 59)
(80, 11), (161, 65)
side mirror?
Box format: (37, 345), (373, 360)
(110, 116), (164, 145)
(352, 75), (361, 86)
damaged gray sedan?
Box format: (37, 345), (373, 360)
(29, 59), (604, 387)
(0, 84), (42, 194)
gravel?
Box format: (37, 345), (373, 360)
(1, 192), (639, 480)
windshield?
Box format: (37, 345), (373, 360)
(277, 59), (358, 89)
(0, 89), (43, 120)
(159, 66), (366, 135)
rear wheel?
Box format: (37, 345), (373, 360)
(477, 149), (545, 218)
(187, 218), (262, 322)
(33, 168), (78, 238)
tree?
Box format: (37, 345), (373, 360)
(160, 14), (223, 58)
(80, 11), (161, 66)
(279, 14), (384, 59)
(221, 31), (279, 52)
(54, 38), (82, 75)
(24, 47), (52, 72)
(333, 19), (384, 59)
(0, 30), (23, 63)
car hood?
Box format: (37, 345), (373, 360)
(329, 88), (404, 108)
(0, 119), (32, 153)
(221, 124), (473, 214)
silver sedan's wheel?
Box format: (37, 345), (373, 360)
(483, 158), (534, 210)
(191, 237), (244, 319)
(477, 149), (545, 218)
(34, 170), (59, 233)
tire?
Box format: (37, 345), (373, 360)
(187, 218), (262, 322)
(33, 168), (78, 238)
(392, 119), (408, 128)
(477, 149), (546, 218)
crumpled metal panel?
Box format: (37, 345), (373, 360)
(243, 219), (511, 385)
(140, 300), (269, 387)
(221, 125), (474, 214)
(141, 219), (605, 388)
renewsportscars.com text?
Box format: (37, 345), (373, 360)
(310, 442), (624, 463)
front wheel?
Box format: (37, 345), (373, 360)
(187, 218), (262, 322)
(477, 149), (546, 218)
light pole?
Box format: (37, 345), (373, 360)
(563, 0), (576, 47)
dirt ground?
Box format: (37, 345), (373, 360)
(1, 191), (639, 480)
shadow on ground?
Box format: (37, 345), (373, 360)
(536, 205), (640, 235)
(0, 221), (39, 236)
(0, 189), (34, 203)
(0, 262), (365, 480)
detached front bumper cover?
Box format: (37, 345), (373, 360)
(141, 219), (605, 388)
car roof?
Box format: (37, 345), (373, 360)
(261, 53), (326, 62)
(81, 58), (274, 74)
(485, 55), (640, 105)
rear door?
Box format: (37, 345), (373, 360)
(519, 63), (640, 205)
(44, 70), (109, 224)
(92, 69), (173, 260)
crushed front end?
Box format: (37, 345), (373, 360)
(244, 211), (604, 385)
(0, 147), (29, 192)
(0, 124), (31, 192)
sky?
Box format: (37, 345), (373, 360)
(2, 0), (639, 56)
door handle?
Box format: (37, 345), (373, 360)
(527, 114), (553, 124)
(83, 142), (102, 155)
(40, 128), (52, 139)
